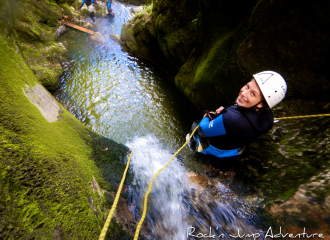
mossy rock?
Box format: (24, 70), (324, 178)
(237, 0), (330, 102)
(0, 1), (134, 238)
(30, 65), (61, 91)
(120, 0), (199, 74)
(8, 0), (75, 91)
(158, 24), (196, 70)
(232, 99), (330, 201)
(19, 41), (68, 91)
(117, 0), (151, 5)
(56, 0), (76, 5)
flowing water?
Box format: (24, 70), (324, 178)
(54, 3), (267, 239)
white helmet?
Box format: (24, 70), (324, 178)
(253, 71), (287, 108)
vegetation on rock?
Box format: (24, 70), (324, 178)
(120, 0), (330, 229)
(0, 0), (134, 238)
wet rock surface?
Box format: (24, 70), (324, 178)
(0, 0), (136, 239)
(120, 0), (198, 76)
(110, 33), (121, 43)
(181, 99), (330, 232)
(23, 83), (63, 122)
(120, 0), (330, 108)
(120, 0), (330, 230)
(4, 0), (330, 237)
(89, 31), (106, 44)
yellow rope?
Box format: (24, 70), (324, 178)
(99, 113), (330, 239)
(133, 126), (199, 240)
(274, 113), (330, 121)
(99, 150), (133, 240)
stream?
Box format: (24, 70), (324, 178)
(53, 2), (268, 239)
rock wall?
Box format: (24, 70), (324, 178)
(120, 0), (199, 78)
(121, 0), (330, 110)
(1, 0), (81, 91)
(237, 0), (330, 102)
(120, 0), (330, 230)
(0, 0), (134, 239)
(117, 0), (151, 5)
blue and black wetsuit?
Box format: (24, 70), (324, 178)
(80, 0), (98, 22)
(79, 0), (98, 8)
(106, 0), (112, 10)
(106, 0), (114, 17)
(190, 105), (273, 158)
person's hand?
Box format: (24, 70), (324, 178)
(215, 106), (224, 114)
(203, 112), (214, 120)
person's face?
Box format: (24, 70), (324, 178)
(236, 80), (263, 108)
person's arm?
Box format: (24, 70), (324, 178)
(79, 0), (85, 9)
(199, 115), (226, 137)
(91, 0), (98, 4)
(215, 106), (224, 114)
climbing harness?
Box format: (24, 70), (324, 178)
(99, 113), (330, 239)
(99, 151), (133, 240)
(274, 113), (330, 122)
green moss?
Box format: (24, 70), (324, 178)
(29, 65), (60, 90)
(312, 183), (330, 202)
(117, 0), (151, 5)
(83, 132), (131, 192)
(8, 0), (71, 91)
(80, 9), (90, 17)
(56, 0), (76, 5)
(241, 113), (330, 201)
(278, 188), (296, 201)
(105, 220), (133, 239)
(0, 6), (133, 239)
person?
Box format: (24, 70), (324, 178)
(105, 0), (115, 20)
(79, 0), (99, 22)
(186, 70), (287, 159)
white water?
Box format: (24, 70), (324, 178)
(55, 3), (267, 239)
(127, 135), (191, 239)
(126, 136), (264, 240)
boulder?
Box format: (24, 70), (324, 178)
(55, 24), (67, 38)
(72, 18), (94, 29)
(0, 1), (134, 238)
(89, 32), (106, 44)
(110, 33), (121, 44)
(132, 6), (144, 13)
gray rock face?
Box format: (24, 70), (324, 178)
(23, 83), (63, 123)
(89, 32), (106, 44)
(120, 0), (198, 75)
(55, 24), (67, 38)
(110, 33), (121, 44)
(72, 18), (94, 30)
(132, 6), (143, 13)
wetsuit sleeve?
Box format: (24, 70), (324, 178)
(79, 0), (85, 8)
(91, 0), (98, 3)
(199, 115), (227, 137)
